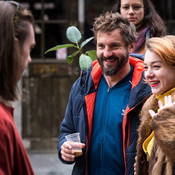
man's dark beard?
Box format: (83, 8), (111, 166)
(97, 50), (129, 76)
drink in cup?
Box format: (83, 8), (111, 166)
(65, 132), (82, 157)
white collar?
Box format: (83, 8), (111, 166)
(0, 96), (14, 108)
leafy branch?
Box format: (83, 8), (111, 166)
(45, 26), (96, 70)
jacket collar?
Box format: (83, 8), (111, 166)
(90, 57), (151, 109)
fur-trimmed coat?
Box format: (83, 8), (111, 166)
(136, 91), (175, 175)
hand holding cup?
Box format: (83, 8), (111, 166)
(61, 133), (85, 162)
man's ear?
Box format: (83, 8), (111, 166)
(129, 42), (135, 54)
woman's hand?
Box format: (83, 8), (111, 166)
(149, 95), (175, 118)
(61, 141), (85, 162)
(134, 156), (137, 175)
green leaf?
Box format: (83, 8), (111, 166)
(67, 55), (74, 64)
(66, 26), (82, 44)
(71, 50), (80, 57)
(45, 44), (76, 54)
(67, 51), (80, 64)
(79, 54), (93, 70)
(86, 50), (97, 61)
(80, 37), (94, 48)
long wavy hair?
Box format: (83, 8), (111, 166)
(112, 0), (166, 37)
(0, 1), (34, 101)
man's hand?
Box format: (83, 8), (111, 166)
(61, 141), (85, 162)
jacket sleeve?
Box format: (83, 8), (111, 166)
(57, 78), (82, 164)
(152, 106), (175, 162)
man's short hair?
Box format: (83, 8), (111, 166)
(92, 11), (136, 46)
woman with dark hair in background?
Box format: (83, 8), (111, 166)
(112, 0), (166, 55)
(0, 1), (35, 174)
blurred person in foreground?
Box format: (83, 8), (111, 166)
(0, 1), (35, 174)
(112, 0), (166, 55)
(57, 11), (151, 175)
(136, 35), (175, 175)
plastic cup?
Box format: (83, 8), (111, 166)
(65, 132), (82, 157)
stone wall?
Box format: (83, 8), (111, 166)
(22, 60), (79, 149)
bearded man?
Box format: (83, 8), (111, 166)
(57, 12), (152, 175)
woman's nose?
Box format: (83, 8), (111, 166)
(145, 69), (154, 78)
(128, 7), (134, 14)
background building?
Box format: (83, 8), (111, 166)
(13, 0), (175, 150)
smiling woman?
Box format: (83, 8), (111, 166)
(136, 35), (175, 175)
(112, 0), (166, 54)
(144, 49), (175, 95)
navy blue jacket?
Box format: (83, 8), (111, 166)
(57, 57), (152, 175)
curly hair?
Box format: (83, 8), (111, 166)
(92, 11), (136, 46)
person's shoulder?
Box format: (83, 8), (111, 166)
(130, 53), (144, 61)
(70, 66), (93, 95)
(0, 113), (15, 143)
(80, 60), (101, 81)
(129, 55), (144, 71)
(142, 95), (157, 113)
(0, 102), (14, 129)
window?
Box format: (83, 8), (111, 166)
(19, 0), (77, 60)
